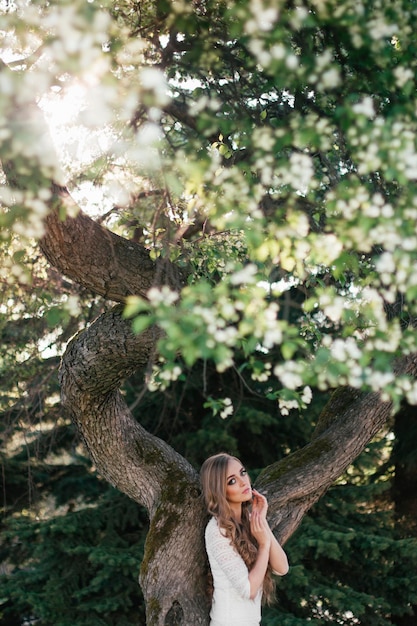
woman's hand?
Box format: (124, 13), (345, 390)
(252, 488), (268, 522)
(252, 489), (289, 576)
(250, 510), (271, 549)
(248, 509), (271, 598)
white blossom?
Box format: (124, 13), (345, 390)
(301, 386), (313, 404)
(252, 127), (276, 151)
(262, 326), (283, 349)
(245, 0), (279, 33)
(330, 338), (361, 362)
(189, 95), (209, 116)
(320, 68), (341, 89)
(278, 397), (299, 415)
(290, 6), (308, 28)
(230, 263), (258, 285)
(366, 370), (395, 390)
(405, 381), (417, 404)
(251, 370), (271, 382)
(220, 397), (234, 419)
(393, 66), (414, 88)
(247, 39), (272, 67)
(373, 324), (401, 352)
(315, 50), (333, 70)
(214, 327), (238, 344)
(271, 44), (286, 60)
(64, 295), (81, 316)
(274, 361), (304, 389)
(216, 356), (234, 373)
(147, 286), (179, 306)
(159, 366), (182, 382)
(368, 17), (397, 40)
(352, 97), (375, 119)
(330, 339), (348, 361)
(319, 294), (345, 323)
(288, 153), (314, 191)
(140, 67), (170, 106)
(285, 54), (299, 70)
(310, 233), (343, 264)
(375, 252), (395, 275)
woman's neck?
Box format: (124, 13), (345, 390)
(229, 503), (242, 524)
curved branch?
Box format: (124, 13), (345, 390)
(261, 353), (417, 543)
(59, 306), (195, 513)
(41, 196), (186, 302)
(0, 73), (185, 304)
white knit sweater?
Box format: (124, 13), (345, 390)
(205, 516), (262, 626)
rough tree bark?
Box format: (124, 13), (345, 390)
(59, 306), (209, 624)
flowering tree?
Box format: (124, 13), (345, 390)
(2, 0), (417, 623)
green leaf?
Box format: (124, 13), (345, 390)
(132, 315), (152, 334)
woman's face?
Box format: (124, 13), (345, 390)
(225, 458), (252, 505)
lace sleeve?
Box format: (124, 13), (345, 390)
(205, 519), (251, 599)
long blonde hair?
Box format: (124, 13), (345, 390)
(200, 452), (275, 604)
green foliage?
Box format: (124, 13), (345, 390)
(3, 0), (417, 407)
(1, 490), (146, 626)
(264, 480), (417, 625)
(121, 0), (417, 406)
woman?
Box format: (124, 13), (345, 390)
(200, 453), (289, 626)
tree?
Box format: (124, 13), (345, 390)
(2, 0), (417, 623)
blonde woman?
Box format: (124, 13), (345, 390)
(200, 453), (289, 626)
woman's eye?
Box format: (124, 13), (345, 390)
(241, 469), (247, 476)
(228, 478), (236, 485)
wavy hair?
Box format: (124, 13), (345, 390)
(200, 452), (275, 604)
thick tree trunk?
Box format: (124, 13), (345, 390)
(59, 307), (210, 624)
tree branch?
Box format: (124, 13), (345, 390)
(260, 353), (417, 543)
(40, 197), (185, 302)
(59, 305), (195, 512)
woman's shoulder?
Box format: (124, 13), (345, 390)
(205, 516), (227, 540)
(205, 516), (218, 534)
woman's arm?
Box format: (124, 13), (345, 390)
(252, 489), (289, 576)
(248, 510), (271, 599)
(267, 527), (289, 575)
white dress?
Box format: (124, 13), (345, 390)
(205, 516), (262, 626)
